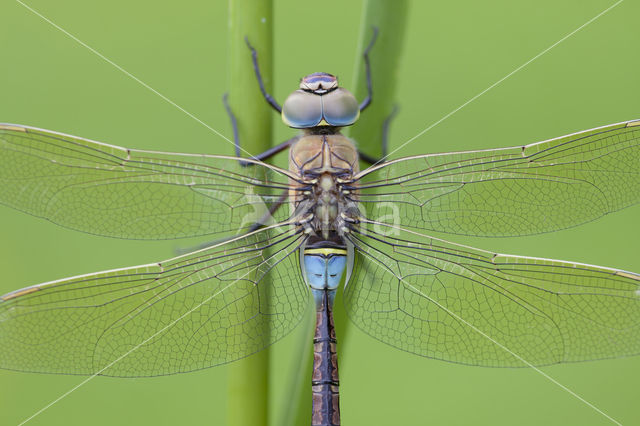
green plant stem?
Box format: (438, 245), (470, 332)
(227, 1), (274, 426)
(336, 0), (409, 359)
(349, 0), (409, 159)
(279, 301), (314, 426)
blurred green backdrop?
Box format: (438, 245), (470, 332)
(1, 0), (639, 425)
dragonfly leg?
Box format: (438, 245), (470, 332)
(174, 189), (289, 255)
(380, 104), (398, 159)
(358, 26), (379, 112)
(245, 36), (282, 113)
(357, 104), (398, 165)
(246, 189), (288, 233)
(223, 92), (298, 166)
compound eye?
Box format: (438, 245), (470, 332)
(322, 88), (360, 127)
(282, 90), (323, 128)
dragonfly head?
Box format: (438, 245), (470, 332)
(282, 72), (360, 129)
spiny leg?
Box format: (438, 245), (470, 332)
(223, 93), (298, 166)
(354, 26), (396, 166)
(246, 189), (290, 233)
(245, 36), (281, 113)
(358, 104), (398, 166)
(358, 27), (378, 112)
(380, 104), (398, 160)
(175, 189), (290, 255)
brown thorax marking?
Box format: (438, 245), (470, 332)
(289, 132), (359, 240)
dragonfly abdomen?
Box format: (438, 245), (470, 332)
(311, 289), (340, 426)
(302, 243), (348, 426)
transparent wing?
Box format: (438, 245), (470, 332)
(0, 124), (297, 240)
(356, 120), (640, 237)
(0, 225), (308, 376)
(344, 220), (640, 367)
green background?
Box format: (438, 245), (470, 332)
(1, 0), (639, 425)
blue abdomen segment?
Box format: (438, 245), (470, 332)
(302, 247), (348, 304)
(304, 253), (346, 291)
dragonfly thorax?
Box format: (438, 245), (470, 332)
(315, 173), (342, 240)
(289, 133), (360, 240)
(292, 172), (356, 241)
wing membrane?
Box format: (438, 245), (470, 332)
(0, 124), (297, 240)
(356, 120), (640, 237)
(0, 225), (308, 376)
(344, 221), (640, 366)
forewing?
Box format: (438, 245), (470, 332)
(0, 124), (295, 240)
(0, 225), (308, 376)
(344, 221), (640, 366)
(356, 120), (640, 237)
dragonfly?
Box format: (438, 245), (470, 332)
(2, 36), (640, 426)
